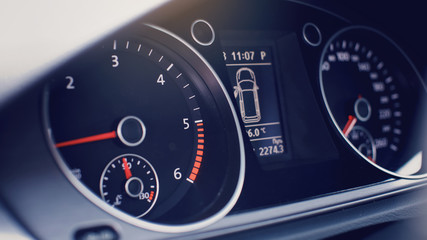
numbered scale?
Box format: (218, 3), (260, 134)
(100, 154), (159, 218)
(44, 25), (244, 231)
(319, 26), (426, 177)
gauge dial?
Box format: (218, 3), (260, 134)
(100, 154), (159, 218)
(346, 126), (376, 162)
(320, 26), (426, 177)
(44, 25), (244, 232)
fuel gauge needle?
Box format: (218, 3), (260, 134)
(55, 131), (117, 148)
(342, 115), (357, 137)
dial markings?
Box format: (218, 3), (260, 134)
(390, 144), (398, 151)
(391, 93), (399, 100)
(187, 121), (205, 183)
(48, 35), (241, 226)
(100, 154), (158, 218)
(393, 128), (402, 135)
(320, 29), (410, 174)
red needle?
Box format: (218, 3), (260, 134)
(122, 158), (132, 179)
(342, 115), (357, 137)
(367, 156), (376, 163)
(55, 131), (117, 148)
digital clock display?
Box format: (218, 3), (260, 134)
(222, 46), (286, 161)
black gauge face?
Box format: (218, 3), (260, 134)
(320, 26), (426, 177)
(100, 154), (159, 218)
(44, 25), (244, 232)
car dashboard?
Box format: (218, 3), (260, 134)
(2, 0), (427, 239)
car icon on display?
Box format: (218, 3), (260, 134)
(234, 67), (261, 124)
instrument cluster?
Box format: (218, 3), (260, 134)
(0, 0), (426, 238)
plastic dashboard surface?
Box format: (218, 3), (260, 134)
(1, 0), (427, 239)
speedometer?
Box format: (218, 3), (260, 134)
(320, 26), (427, 178)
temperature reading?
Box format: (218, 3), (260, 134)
(246, 127), (266, 138)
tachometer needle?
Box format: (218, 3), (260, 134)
(55, 131), (117, 148)
(342, 115), (357, 137)
(122, 158), (132, 179)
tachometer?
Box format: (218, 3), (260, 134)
(44, 24), (244, 232)
(320, 26), (427, 178)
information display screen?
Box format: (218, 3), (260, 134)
(223, 46), (286, 160)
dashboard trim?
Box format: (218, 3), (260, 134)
(185, 178), (427, 239)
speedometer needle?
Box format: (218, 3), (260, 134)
(55, 131), (117, 148)
(342, 115), (357, 137)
